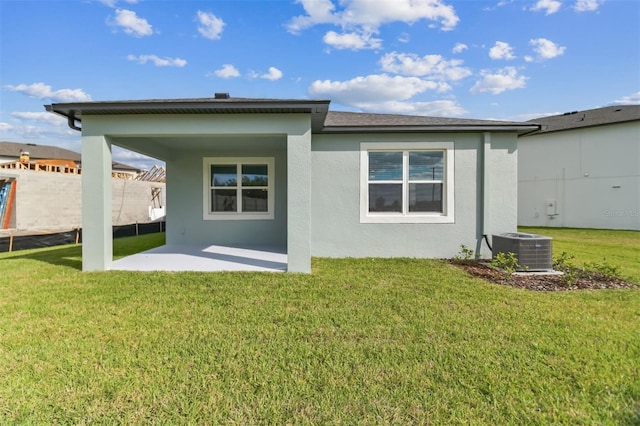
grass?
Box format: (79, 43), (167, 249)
(1, 233), (639, 424)
(520, 227), (640, 283)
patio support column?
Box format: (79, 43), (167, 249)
(287, 129), (312, 273)
(81, 134), (112, 271)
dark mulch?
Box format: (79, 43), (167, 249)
(448, 260), (638, 291)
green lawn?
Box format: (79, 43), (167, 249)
(520, 227), (640, 283)
(0, 233), (639, 424)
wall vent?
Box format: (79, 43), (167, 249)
(492, 232), (553, 271)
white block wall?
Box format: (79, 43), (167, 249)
(0, 169), (165, 231)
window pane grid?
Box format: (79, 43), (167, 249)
(210, 163), (269, 214)
(368, 150), (445, 215)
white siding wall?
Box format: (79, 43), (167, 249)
(518, 122), (640, 230)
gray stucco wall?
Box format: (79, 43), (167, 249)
(310, 132), (518, 259)
(0, 168), (165, 230)
(165, 137), (288, 249)
(162, 131), (520, 259)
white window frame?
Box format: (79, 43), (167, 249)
(360, 142), (455, 223)
(203, 157), (275, 220)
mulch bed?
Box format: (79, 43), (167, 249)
(448, 260), (638, 291)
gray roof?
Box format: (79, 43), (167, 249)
(46, 97), (332, 133)
(0, 141), (139, 172)
(524, 105), (640, 135)
(324, 111), (536, 133)
(45, 96), (539, 135)
(0, 141), (81, 162)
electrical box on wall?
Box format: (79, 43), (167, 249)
(546, 199), (557, 216)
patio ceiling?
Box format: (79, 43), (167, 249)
(110, 134), (287, 162)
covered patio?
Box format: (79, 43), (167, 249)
(46, 97), (330, 273)
(112, 244), (287, 272)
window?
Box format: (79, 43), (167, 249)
(360, 142), (454, 223)
(203, 157), (274, 220)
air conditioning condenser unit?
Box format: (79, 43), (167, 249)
(492, 232), (553, 271)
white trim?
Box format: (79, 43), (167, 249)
(360, 142), (455, 224)
(203, 157), (275, 220)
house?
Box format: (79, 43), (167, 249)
(518, 105), (640, 230)
(0, 141), (140, 176)
(45, 95), (539, 272)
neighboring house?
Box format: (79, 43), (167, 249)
(46, 95), (539, 272)
(518, 105), (640, 230)
(0, 141), (164, 231)
(0, 141), (140, 176)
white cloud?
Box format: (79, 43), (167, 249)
(127, 54), (187, 67)
(397, 32), (410, 43)
(470, 67), (527, 94)
(355, 99), (467, 116)
(452, 43), (468, 54)
(482, 1), (515, 11)
(261, 67), (283, 81)
(112, 146), (162, 170)
(309, 74), (450, 108)
(1, 113), (79, 140)
(489, 41), (516, 60)
(574, 0), (602, 12)
(609, 92), (640, 105)
(287, 0), (338, 33)
(111, 9), (153, 37)
(288, 0), (459, 49)
(5, 111), (73, 141)
(528, 38), (566, 61)
(197, 11), (225, 40)
(11, 111), (67, 125)
(213, 64), (240, 79)
(531, 0), (561, 14)
(249, 67), (283, 81)
(323, 31), (382, 50)
(379, 52), (471, 81)
(512, 111), (562, 121)
(99, 0), (138, 7)
(3, 82), (92, 102)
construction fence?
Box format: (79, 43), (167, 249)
(0, 221), (165, 253)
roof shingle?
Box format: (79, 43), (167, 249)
(524, 105), (640, 135)
(0, 141), (81, 162)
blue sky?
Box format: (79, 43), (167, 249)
(1, 0), (638, 170)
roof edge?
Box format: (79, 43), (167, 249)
(45, 98), (332, 132)
(45, 98), (331, 111)
(321, 124), (541, 134)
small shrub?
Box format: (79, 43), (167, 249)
(553, 252), (578, 286)
(490, 252), (522, 276)
(553, 251), (575, 271)
(583, 258), (620, 279)
(454, 244), (475, 262)
(560, 268), (580, 287)
(553, 252), (621, 286)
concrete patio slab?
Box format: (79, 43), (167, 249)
(112, 244), (287, 272)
